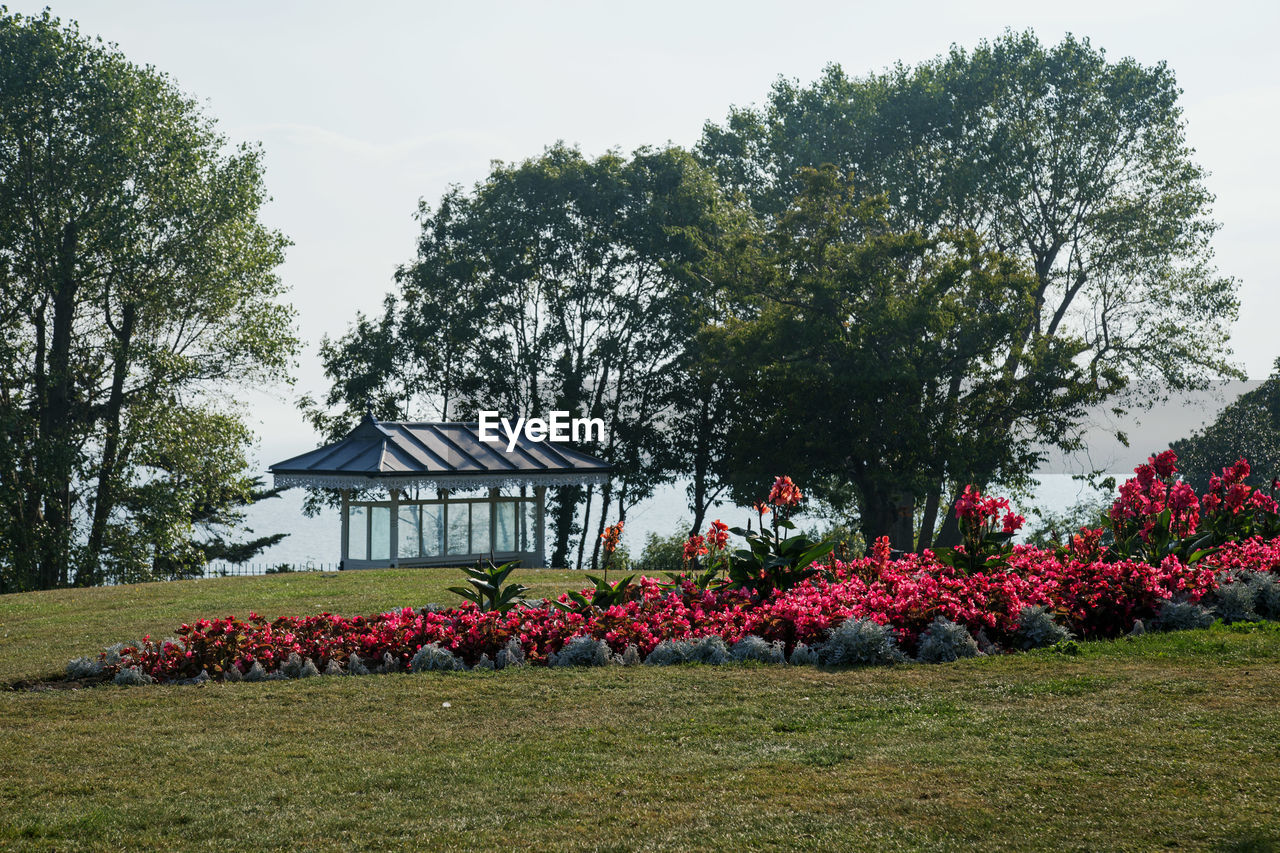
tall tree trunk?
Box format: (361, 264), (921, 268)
(688, 394), (712, 535)
(916, 482), (941, 554)
(549, 485), (581, 569)
(574, 484), (595, 571)
(82, 301), (137, 585)
(933, 496), (962, 547)
(860, 486), (915, 552)
(39, 222), (79, 589)
(589, 481), (615, 572)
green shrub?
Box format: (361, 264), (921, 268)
(449, 560), (529, 613)
(631, 527), (691, 575)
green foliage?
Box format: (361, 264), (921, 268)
(1171, 365), (1280, 493)
(449, 561), (529, 613)
(0, 10), (296, 591)
(552, 574), (637, 613)
(631, 527), (690, 574)
(703, 165), (1099, 549)
(303, 144), (742, 569)
(725, 518), (835, 597)
(698, 30), (1237, 547)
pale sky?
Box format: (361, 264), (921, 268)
(13, 0), (1280, 466)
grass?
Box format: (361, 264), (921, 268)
(3, 573), (1280, 851)
(0, 567), (583, 683)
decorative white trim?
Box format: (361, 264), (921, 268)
(273, 471), (608, 492)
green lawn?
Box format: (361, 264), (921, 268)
(0, 567), (584, 683)
(3, 573), (1280, 852)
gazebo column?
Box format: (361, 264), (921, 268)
(389, 488), (400, 568)
(534, 485), (547, 568)
(488, 487), (499, 558)
(340, 489), (350, 569)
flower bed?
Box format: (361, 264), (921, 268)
(72, 459), (1280, 684)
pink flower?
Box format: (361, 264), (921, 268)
(1151, 450), (1178, 479)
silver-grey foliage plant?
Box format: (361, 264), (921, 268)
(789, 642), (819, 666)
(916, 617), (979, 663)
(818, 618), (905, 668)
(348, 653), (371, 676)
(113, 665), (153, 686)
(731, 635), (786, 664)
(549, 636), (612, 667)
(1244, 571), (1280, 619)
(1015, 606), (1071, 650)
(1155, 600), (1216, 631)
(1213, 578), (1260, 623)
(495, 637), (526, 669)
(644, 636), (730, 666)
(410, 643), (466, 672)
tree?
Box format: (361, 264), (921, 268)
(1170, 363), (1280, 493)
(698, 30), (1238, 541)
(706, 166), (1097, 549)
(0, 11), (297, 590)
(306, 145), (737, 567)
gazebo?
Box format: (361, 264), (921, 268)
(269, 413), (611, 569)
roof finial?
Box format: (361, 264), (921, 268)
(364, 401), (375, 423)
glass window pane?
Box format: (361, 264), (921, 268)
(447, 503), (470, 556)
(523, 500), (538, 552)
(471, 502), (490, 555)
(370, 506), (390, 561)
(348, 505), (367, 561)
(421, 504), (444, 558)
(494, 501), (517, 552)
(398, 504), (421, 559)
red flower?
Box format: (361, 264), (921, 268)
(683, 534), (708, 563)
(1169, 480), (1198, 512)
(707, 520), (729, 551)
(600, 520), (624, 556)
(767, 476), (803, 508)
(1001, 511), (1026, 535)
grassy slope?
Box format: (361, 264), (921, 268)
(2, 575), (1280, 852)
(0, 567), (584, 683)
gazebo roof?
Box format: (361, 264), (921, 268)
(269, 414), (611, 491)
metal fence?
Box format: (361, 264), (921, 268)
(202, 561), (341, 577)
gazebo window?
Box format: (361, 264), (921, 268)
(269, 414), (609, 569)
